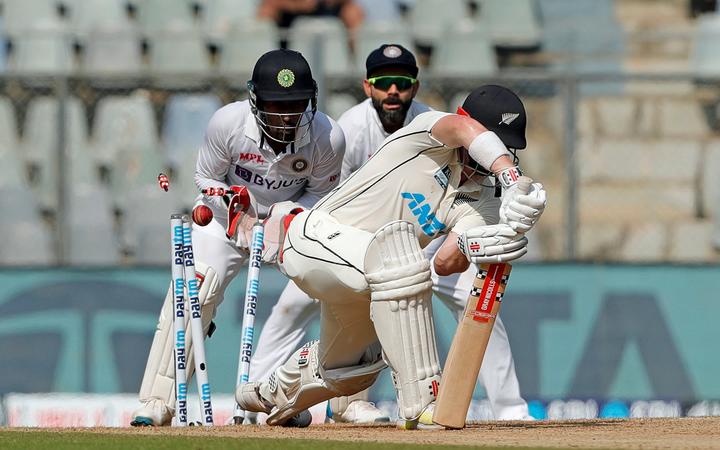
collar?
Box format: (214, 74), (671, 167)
(244, 116), (312, 160)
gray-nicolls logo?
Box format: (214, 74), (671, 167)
(499, 112), (519, 125)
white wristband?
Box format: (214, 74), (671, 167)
(467, 131), (511, 172)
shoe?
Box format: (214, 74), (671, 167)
(130, 399), (172, 427)
(279, 409), (312, 428)
(235, 382), (272, 414)
(243, 412), (260, 425)
(326, 400), (390, 424)
(398, 402), (442, 430)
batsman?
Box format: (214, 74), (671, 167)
(237, 85), (547, 428)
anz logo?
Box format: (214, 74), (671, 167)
(401, 192), (446, 237)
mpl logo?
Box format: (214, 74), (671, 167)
(401, 192), (446, 237)
(238, 153), (265, 164)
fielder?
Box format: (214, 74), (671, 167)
(250, 44), (531, 422)
(236, 84), (547, 428)
(131, 49), (345, 427)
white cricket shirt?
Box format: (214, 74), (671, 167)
(195, 100), (345, 217)
(314, 111), (500, 248)
(338, 98), (431, 180)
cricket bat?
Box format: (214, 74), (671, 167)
(433, 176), (531, 429)
(432, 263), (513, 428)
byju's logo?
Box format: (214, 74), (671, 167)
(401, 192), (446, 236)
(235, 165), (307, 190)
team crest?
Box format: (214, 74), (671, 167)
(383, 45), (402, 58)
(277, 69), (295, 88)
(292, 158), (308, 172)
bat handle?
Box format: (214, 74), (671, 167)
(516, 175), (532, 195)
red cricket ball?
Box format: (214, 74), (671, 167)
(192, 205), (213, 226)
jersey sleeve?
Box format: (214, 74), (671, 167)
(409, 110), (452, 147)
(446, 188), (501, 235)
(194, 104), (235, 210)
(295, 118), (346, 209)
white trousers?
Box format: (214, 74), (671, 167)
(253, 214), (530, 420)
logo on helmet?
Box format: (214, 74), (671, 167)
(277, 69), (295, 88)
(499, 112), (519, 125)
(383, 45), (402, 58)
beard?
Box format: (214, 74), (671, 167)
(371, 96), (412, 129)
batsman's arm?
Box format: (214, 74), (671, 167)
(430, 114), (515, 174)
(433, 231), (471, 276)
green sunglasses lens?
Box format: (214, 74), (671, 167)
(370, 76), (416, 91)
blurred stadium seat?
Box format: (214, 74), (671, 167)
(326, 93), (357, 120)
(201, 0), (258, 39)
(409, 0), (467, 48)
(691, 13), (720, 78)
(2, 0), (61, 35)
(147, 29), (212, 82)
(0, 144), (30, 191)
(355, 22), (414, 70)
(288, 17), (356, 76)
(537, 0), (625, 95)
(476, 0), (541, 50)
(430, 22), (497, 76)
(92, 92), (158, 164)
(7, 24), (75, 75)
(0, 20), (7, 72)
(22, 97), (90, 210)
(92, 92), (166, 209)
(217, 20), (278, 78)
(134, 0), (197, 32)
(66, 0), (133, 37)
(162, 93), (221, 167)
(79, 26), (144, 77)
(0, 97), (19, 150)
(121, 185), (182, 265)
(66, 185), (121, 266)
(355, 0), (404, 23)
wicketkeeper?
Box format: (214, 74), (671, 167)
(131, 49), (345, 427)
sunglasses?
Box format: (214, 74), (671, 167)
(367, 75), (417, 91)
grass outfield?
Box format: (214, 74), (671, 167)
(0, 431), (539, 450)
(3, 418), (719, 449)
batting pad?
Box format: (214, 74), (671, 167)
(138, 263), (219, 412)
(263, 341), (385, 426)
(364, 221), (441, 420)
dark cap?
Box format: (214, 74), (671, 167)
(250, 49), (316, 102)
(460, 85), (527, 149)
(365, 44), (419, 78)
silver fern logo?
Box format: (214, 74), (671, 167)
(499, 112), (519, 125)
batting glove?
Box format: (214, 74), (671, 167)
(457, 224), (528, 264)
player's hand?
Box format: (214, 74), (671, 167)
(500, 182), (546, 233)
(261, 201), (304, 264)
(457, 224), (528, 264)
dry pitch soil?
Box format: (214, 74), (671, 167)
(12, 417), (720, 449)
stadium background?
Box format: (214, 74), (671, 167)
(1, 0), (720, 426)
